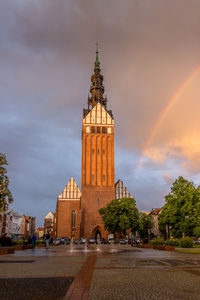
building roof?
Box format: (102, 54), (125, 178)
(149, 208), (162, 215)
(37, 227), (44, 231)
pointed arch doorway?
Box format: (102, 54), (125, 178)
(92, 226), (102, 240)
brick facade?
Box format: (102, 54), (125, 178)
(56, 50), (115, 240)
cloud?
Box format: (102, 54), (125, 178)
(162, 173), (174, 186)
(1, 0), (200, 224)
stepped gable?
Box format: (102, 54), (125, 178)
(58, 177), (81, 200)
(115, 179), (132, 199)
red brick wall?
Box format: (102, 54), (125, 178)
(56, 200), (81, 239)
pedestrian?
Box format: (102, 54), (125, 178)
(32, 233), (36, 249)
(45, 232), (50, 249)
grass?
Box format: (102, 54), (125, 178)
(176, 248), (200, 254)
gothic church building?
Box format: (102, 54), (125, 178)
(56, 51), (131, 239)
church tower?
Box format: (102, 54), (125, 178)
(81, 49), (115, 239)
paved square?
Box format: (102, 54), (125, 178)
(0, 245), (200, 299)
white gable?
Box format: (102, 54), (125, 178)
(83, 103), (114, 126)
(58, 177), (81, 200)
(45, 211), (54, 219)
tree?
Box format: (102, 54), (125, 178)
(0, 153), (13, 211)
(99, 197), (140, 236)
(193, 227), (200, 238)
(138, 212), (154, 239)
(158, 176), (200, 238)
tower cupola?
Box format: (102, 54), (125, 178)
(88, 47), (107, 110)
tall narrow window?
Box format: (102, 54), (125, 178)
(102, 127), (106, 134)
(72, 210), (76, 228)
(91, 127), (95, 133)
(97, 127), (100, 133)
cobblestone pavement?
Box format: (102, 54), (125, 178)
(89, 246), (200, 300)
(0, 245), (200, 299)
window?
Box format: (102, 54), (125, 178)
(103, 149), (105, 155)
(102, 175), (105, 181)
(92, 149), (94, 154)
(98, 149), (99, 155)
(97, 127), (100, 133)
(72, 210), (76, 228)
(102, 127), (106, 134)
(92, 175), (94, 180)
(86, 127), (90, 133)
(91, 127), (95, 133)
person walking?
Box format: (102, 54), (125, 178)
(32, 233), (36, 249)
(45, 232), (50, 249)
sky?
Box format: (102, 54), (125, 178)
(1, 0), (200, 226)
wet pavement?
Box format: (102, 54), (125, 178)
(0, 245), (200, 299)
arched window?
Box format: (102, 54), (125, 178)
(71, 210), (76, 228)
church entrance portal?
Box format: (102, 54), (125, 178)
(92, 227), (101, 240)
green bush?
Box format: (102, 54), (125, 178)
(0, 237), (12, 247)
(166, 239), (179, 247)
(179, 237), (193, 248)
(193, 227), (200, 238)
(150, 238), (165, 246)
(18, 240), (25, 245)
(36, 240), (45, 245)
(11, 240), (18, 246)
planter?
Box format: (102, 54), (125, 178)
(153, 245), (175, 251)
(27, 244), (33, 249)
(137, 244), (152, 249)
(0, 247), (15, 255)
(164, 246), (175, 251)
(37, 244), (45, 247)
(153, 245), (165, 250)
(143, 244), (153, 249)
(13, 245), (24, 251)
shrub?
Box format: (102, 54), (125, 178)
(150, 238), (165, 246)
(11, 240), (18, 246)
(179, 237), (193, 248)
(18, 240), (25, 245)
(36, 240), (45, 245)
(166, 239), (179, 247)
(0, 237), (12, 247)
(193, 227), (200, 238)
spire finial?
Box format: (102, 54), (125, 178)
(95, 42), (100, 70)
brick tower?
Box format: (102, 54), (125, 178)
(81, 49), (115, 239)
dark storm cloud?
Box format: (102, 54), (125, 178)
(1, 0), (200, 224)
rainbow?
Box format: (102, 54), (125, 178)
(136, 67), (200, 173)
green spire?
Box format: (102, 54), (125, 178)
(94, 43), (100, 70)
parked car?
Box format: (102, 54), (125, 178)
(81, 237), (87, 244)
(89, 238), (96, 244)
(194, 240), (200, 245)
(119, 239), (126, 245)
(100, 238), (107, 244)
(74, 238), (80, 244)
(60, 237), (70, 245)
(53, 238), (61, 245)
(108, 238), (115, 244)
